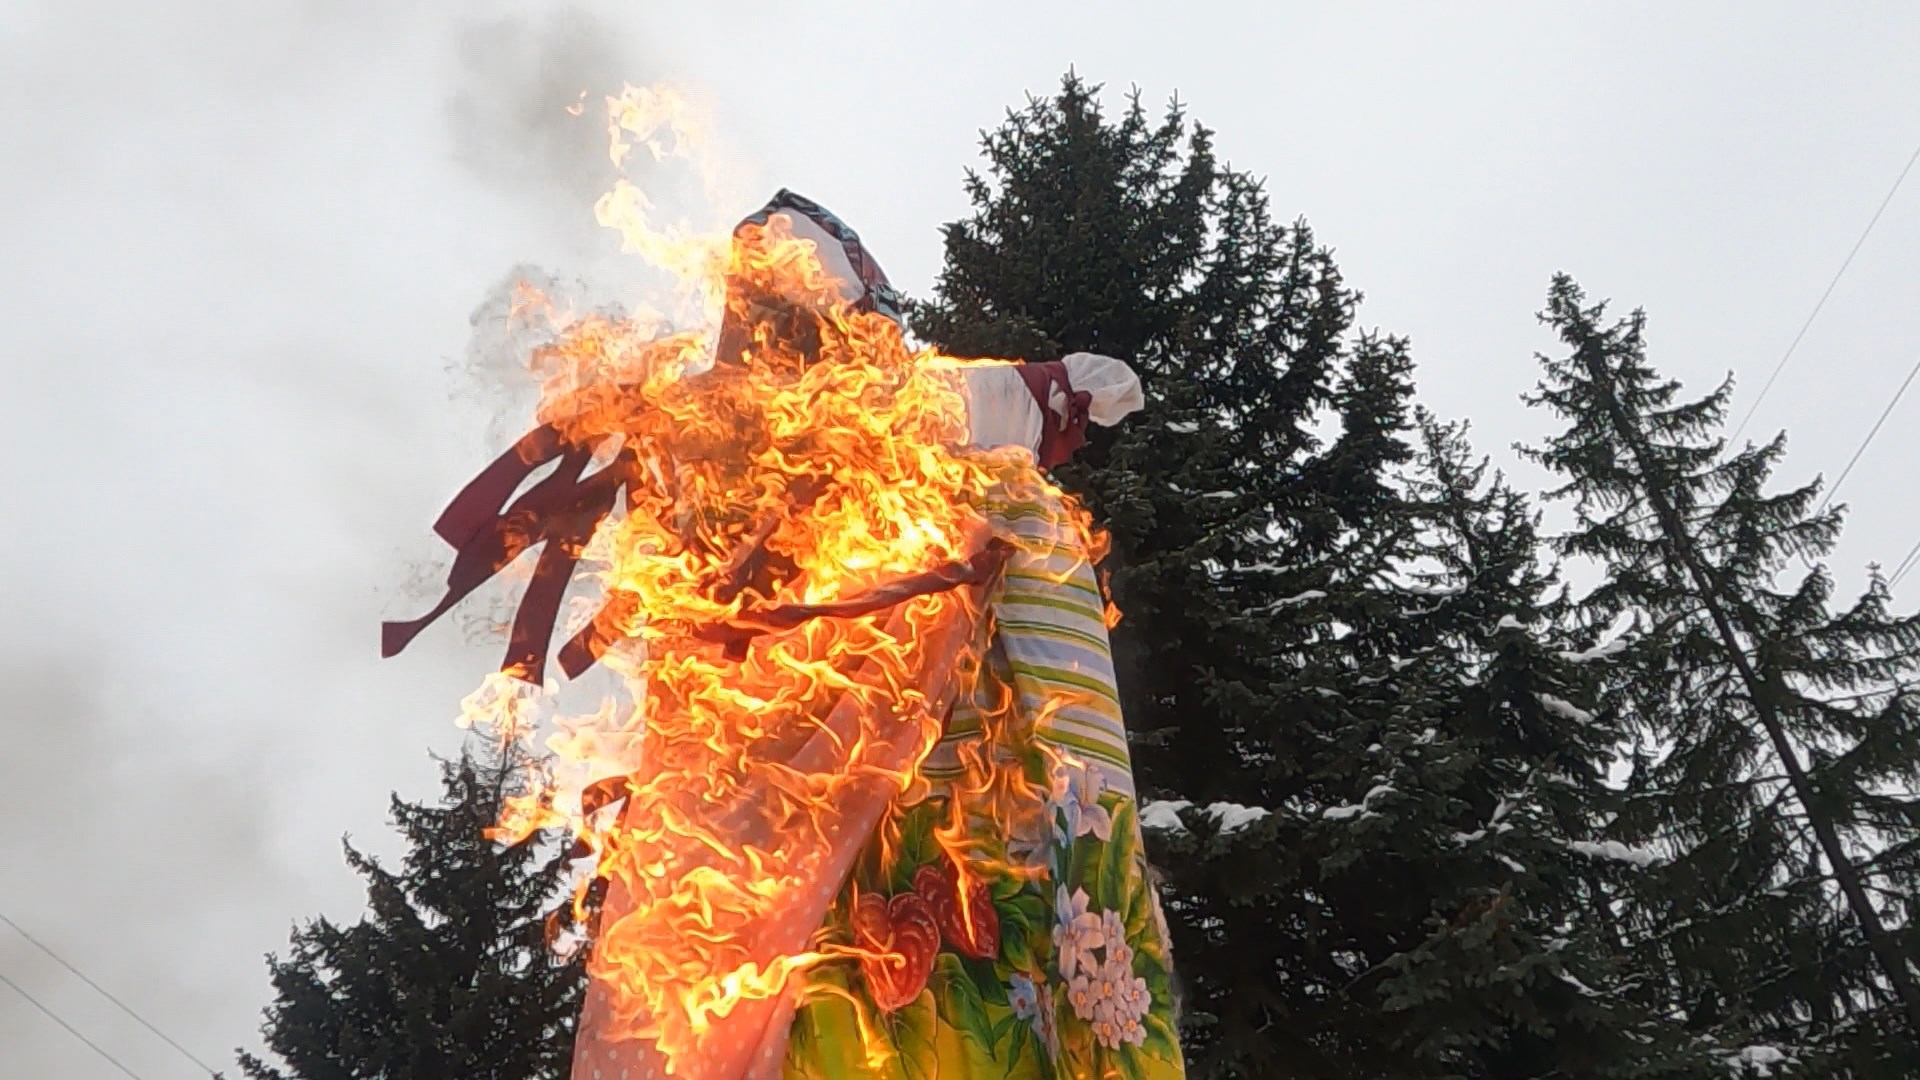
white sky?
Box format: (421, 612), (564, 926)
(3, 3), (1917, 1076)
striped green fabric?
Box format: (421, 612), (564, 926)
(920, 490), (1135, 797)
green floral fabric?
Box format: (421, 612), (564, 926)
(783, 494), (1185, 1079)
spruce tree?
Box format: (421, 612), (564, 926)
(916, 74), (1707, 1078)
(1522, 274), (1920, 1076)
(913, 74), (1403, 1075)
(239, 740), (589, 1080)
(1261, 411), (1718, 1078)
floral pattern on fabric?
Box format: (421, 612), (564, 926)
(783, 647), (1183, 1079)
(772, 484), (1182, 1079)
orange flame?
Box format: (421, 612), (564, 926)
(453, 84), (1107, 1075)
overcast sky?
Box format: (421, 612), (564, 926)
(3, 3), (1917, 1077)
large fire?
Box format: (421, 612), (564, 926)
(452, 85), (1100, 1076)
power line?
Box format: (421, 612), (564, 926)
(1816, 353), (1920, 514)
(0, 970), (151, 1080)
(0, 910), (220, 1076)
(1729, 138), (1920, 445)
(1890, 535), (1920, 588)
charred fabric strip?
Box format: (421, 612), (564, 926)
(561, 777), (631, 863)
(555, 536), (1010, 861)
(381, 423), (636, 684)
(693, 537), (1016, 660)
(712, 474), (830, 605)
(555, 474), (831, 680)
(542, 877), (609, 950)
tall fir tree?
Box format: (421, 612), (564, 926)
(239, 740), (590, 1080)
(1245, 410), (1721, 1078)
(1362, 413), (1723, 1074)
(913, 74), (1404, 1074)
(1522, 274), (1920, 1077)
(916, 74), (1707, 1078)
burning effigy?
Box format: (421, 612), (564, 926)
(385, 88), (1184, 1080)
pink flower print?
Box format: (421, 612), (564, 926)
(1054, 893), (1156, 1049)
(1068, 972), (1095, 1018)
(1100, 910), (1133, 969)
(1051, 886), (1103, 982)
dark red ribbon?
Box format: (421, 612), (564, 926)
(690, 537), (1015, 660)
(381, 424), (634, 685)
(384, 425), (1014, 683)
(1015, 360), (1092, 469)
(387, 360), (1086, 684)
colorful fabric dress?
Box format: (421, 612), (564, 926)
(779, 487), (1185, 1080)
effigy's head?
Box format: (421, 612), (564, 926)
(714, 190), (906, 371)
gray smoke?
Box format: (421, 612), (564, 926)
(446, 8), (635, 211)
(0, 641), (283, 1073)
(0, 3), (669, 1076)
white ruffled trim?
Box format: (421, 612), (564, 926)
(1062, 352), (1146, 427)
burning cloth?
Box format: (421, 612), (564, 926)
(387, 190), (1185, 1080)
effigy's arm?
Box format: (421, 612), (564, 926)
(956, 351), (1145, 468)
(383, 352), (1143, 687)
